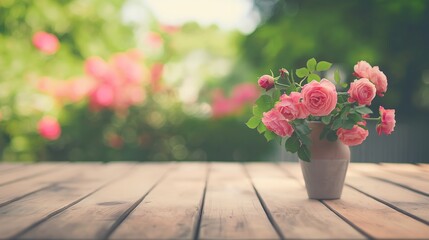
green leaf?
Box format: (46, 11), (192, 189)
(296, 67), (309, 78)
(327, 130), (338, 141)
(348, 113), (363, 122)
(341, 82), (348, 88)
(271, 88), (281, 101)
(334, 69), (341, 85)
(253, 105), (263, 117)
(358, 124), (368, 130)
(342, 119), (355, 129)
(319, 126), (330, 140)
(246, 116), (261, 129)
(285, 133), (300, 153)
(257, 122), (266, 133)
(256, 95), (273, 112)
(264, 130), (277, 142)
(340, 106), (351, 119)
(332, 117), (342, 130)
(355, 106), (373, 115)
(321, 115), (331, 125)
(307, 73), (321, 82)
(306, 58), (317, 72)
(295, 123), (311, 135)
(298, 145), (311, 162)
(316, 61), (332, 71)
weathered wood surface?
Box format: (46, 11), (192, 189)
(0, 162), (428, 239)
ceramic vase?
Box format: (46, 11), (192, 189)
(299, 122), (350, 200)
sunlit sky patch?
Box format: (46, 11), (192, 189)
(123, 0), (261, 34)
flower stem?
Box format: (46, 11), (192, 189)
(363, 117), (381, 121)
(337, 92), (349, 95)
(275, 82), (289, 87)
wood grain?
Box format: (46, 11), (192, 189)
(0, 163), (102, 206)
(380, 163), (429, 181)
(324, 187), (429, 239)
(199, 163), (279, 240)
(245, 163), (364, 239)
(0, 163), (23, 172)
(281, 162), (429, 239)
(111, 162), (208, 240)
(346, 170), (429, 224)
(350, 163), (429, 195)
(0, 163), (132, 238)
(20, 163), (173, 239)
(0, 163), (63, 186)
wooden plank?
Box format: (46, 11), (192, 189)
(281, 163), (429, 239)
(0, 163), (63, 186)
(350, 163), (429, 195)
(418, 164), (429, 171)
(0, 163), (102, 207)
(245, 163), (364, 239)
(380, 163), (429, 181)
(20, 163), (174, 239)
(0, 163), (133, 239)
(111, 162), (208, 240)
(346, 170), (429, 224)
(199, 163), (279, 240)
(0, 163), (23, 172)
(324, 188), (429, 239)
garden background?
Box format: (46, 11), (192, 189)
(0, 0), (428, 163)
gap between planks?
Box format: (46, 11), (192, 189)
(280, 162), (429, 239)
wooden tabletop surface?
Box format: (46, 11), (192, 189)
(0, 162), (428, 239)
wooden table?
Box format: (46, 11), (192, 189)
(0, 162), (428, 239)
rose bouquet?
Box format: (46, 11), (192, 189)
(246, 59), (396, 161)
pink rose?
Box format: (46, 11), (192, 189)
(353, 61), (372, 78)
(32, 31), (59, 55)
(369, 66), (388, 96)
(258, 75), (274, 91)
(337, 124), (369, 146)
(90, 84), (115, 107)
(262, 109), (294, 137)
(38, 117), (61, 140)
(376, 106), (395, 135)
(347, 78), (376, 106)
(275, 92), (309, 120)
(301, 79), (337, 116)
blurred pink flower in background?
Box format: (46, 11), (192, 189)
(38, 116), (61, 140)
(146, 32), (163, 49)
(150, 63), (164, 92)
(84, 50), (147, 112)
(160, 25), (180, 34)
(211, 83), (259, 118)
(32, 31), (59, 55)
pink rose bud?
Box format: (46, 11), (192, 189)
(275, 92), (309, 120)
(38, 116), (61, 140)
(32, 31), (60, 55)
(301, 79), (337, 116)
(369, 66), (388, 96)
(279, 68), (289, 78)
(376, 106), (395, 135)
(337, 124), (369, 146)
(261, 109), (294, 137)
(353, 61), (372, 78)
(347, 78), (376, 106)
(258, 75), (275, 91)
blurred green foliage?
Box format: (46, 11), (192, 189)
(0, 0), (271, 162)
(244, 0), (429, 118)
